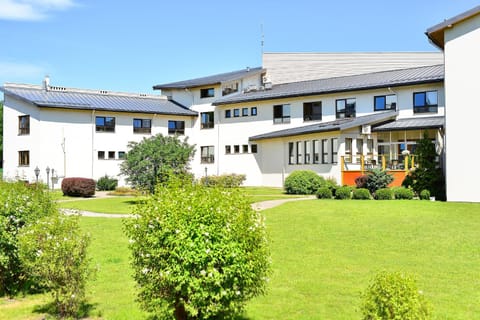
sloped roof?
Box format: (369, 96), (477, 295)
(426, 5), (480, 49)
(1, 84), (197, 116)
(249, 110), (397, 141)
(153, 67), (264, 90)
(214, 64), (444, 106)
(372, 116), (444, 132)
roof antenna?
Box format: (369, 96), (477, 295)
(260, 23), (265, 59)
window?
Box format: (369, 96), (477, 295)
(201, 146), (214, 163)
(304, 141), (311, 164)
(234, 145), (240, 154)
(222, 82), (239, 96)
(251, 144), (258, 153)
(322, 139), (329, 164)
(414, 91), (438, 113)
(96, 116), (115, 132)
(374, 95), (397, 111)
(242, 108), (249, 116)
(336, 98), (356, 119)
(18, 150), (29, 166)
(225, 145), (231, 154)
(201, 112), (214, 129)
(313, 140), (319, 164)
(242, 145), (249, 153)
(303, 101), (322, 121)
(345, 138), (352, 163)
(356, 138), (363, 162)
(118, 151), (126, 159)
(296, 141), (302, 164)
(168, 120), (185, 135)
(331, 138), (338, 163)
(251, 107), (257, 116)
(98, 151), (105, 160)
(288, 142), (295, 164)
(273, 104), (290, 123)
(200, 88), (215, 98)
(18, 115), (30, 135)
(233, 109), (240, 117)
(225, 110), (231, 118)
(108, 151), (115, 160)
(133, 118), (151, 134)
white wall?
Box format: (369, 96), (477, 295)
(444, 14), (480, 202)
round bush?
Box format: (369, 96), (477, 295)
(420, 189), (431, 200)
(284, 170), (324, 195)
(375, 188), (393, 200)
(393, 187), (414, 200)
(61, 177), (96, 197)
(335, 186), (352, 200)
(316, 187), (333, 199)
(352, 188), (371, 200)
(96, 175), (118, 191)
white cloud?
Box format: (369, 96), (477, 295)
(0, 0), (76, 21)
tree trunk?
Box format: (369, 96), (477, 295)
(174, 304), (188, 320)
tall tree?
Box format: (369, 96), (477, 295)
(120, 134), (195, 193)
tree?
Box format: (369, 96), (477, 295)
(120, 134), (195, 193)
(124, 181), (271, 319)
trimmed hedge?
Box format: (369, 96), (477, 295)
(316, 187), (333, 199)
(62, 178), (96, 197)
(200, 173), (246, 188)
(284, 170), (324, 195)
(393, 187), (414, 200)
(96, 175), (118, 191)
(375, 188), (393, 200)
(335, 186), (352, 200)
(353, 188), (371, 200)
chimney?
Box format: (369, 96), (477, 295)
(43, 75), (50, 91)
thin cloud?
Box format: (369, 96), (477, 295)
(0, 0), (76, 21)
(0, 61), (46, 82)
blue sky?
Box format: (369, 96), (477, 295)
(0, 0), (479, 94)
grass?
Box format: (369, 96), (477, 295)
(2, 198), (480, 319)
(57, 197), (144, 214)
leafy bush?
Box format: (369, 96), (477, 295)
(284, 170), (324, 195)
(361, 271), (431, 319)
(18, 214), (94, 318)
(420, 189), (431, 200)
(352, 188), (371, 200)
(316, 187), (333, 199)
(96, 174), (118, 191)
(124, 180), (271, 319)
(61, 177), (96, 197)
(366, 169), (394, 195)
(335, 186), (352, 200)
(109, 186), (141, 196)
(375, 188), (393, 200)
(0, 181), (56, 296)
(393, 187), (414, 200)
(355, 175), (368, 189)
(200, 173), (246, 188)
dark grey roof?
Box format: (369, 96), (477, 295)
(1, 84), (197, 116)
(214, 65), (444, 106)
(153, 67), (264, 90)
(426, 5), (480, 49)
(372, 116), (444, 132)
(250, 110), (397, 141)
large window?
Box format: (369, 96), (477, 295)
(322, 139), (329, 164)
(201, 112), (214, 129)
(336, 98), (356, 119)
(288, 142), (295, 164)
(200, 88), (215, 98)
(331, 138), (338, 163)
(304, 141), (311, 164)
(96, 116), (115, 132)
(18, 115), (30, 135)
(356, 138), (363, 162)
(296, 141), (302, 164)
(414, 91), (438, 113)
(201, 146), (215, 163)
(168, 120), (185, 135)
(18, 150), (29, 166)
(345, 138), (352, 163)
(273, 104), (290, 123)
(133, 118), (151, 134)
(303, 101), (322, 121)
(374, 95), (397, 111)
(313, 140), (319, 164)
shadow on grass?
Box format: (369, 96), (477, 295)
(124, 199), (147, 206)
(33, 300), (98, 319)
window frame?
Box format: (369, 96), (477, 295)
(225, 110), (231, 118)
(118, 151), (126, 159)
(312, 140), (319, 164)
(200, 88), (215, 98)
(288, 142), (295, 165)
(233, 109), (240, 117)
(374, 94), (397, 111)
(242, 107), (249, 117)
(98, 151), (105, 160)
(251, 144), (258, 153)
(413, 91), (438, 113)
(303, 101), (322, 121)
(322, 139), (329, 164)
(108, 151), (115, 160)
(273, 104), (291, 124)
(168, 120), (185, 135)
(133, 118), (152, 134)
(234, 145), (240, 154)
(200, 112), (214, 129)
(200, 146), (215, 163)
(331, 138), (338, 164)
(251, 107), (257, 116)
(18, 150), (30, 166)
(225, 145), (231, 154)
(96, 116), (116, 133)
(18, 115), (30, 135)
(242, 144), (249, 153)
(335, 98), (356, 119)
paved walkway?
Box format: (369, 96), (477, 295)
(60, 195), (316, 218)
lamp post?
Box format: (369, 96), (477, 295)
(46, 166), (50, 189)
(204, 167), (208, 185)
(51, 168), (55, 189)
(34, 166), (40, 183)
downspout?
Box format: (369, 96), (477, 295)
(216, 107), (220, 175)
(91, 110), (95, 178)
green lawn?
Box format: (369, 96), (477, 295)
(2, 200), (480, 319)
(57, 197), (144, 214)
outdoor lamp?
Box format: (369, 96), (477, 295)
(46, 166), (50, 189)
(34, 166), (40, 183)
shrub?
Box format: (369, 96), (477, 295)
(284, 170), (324, 195)
(420, 189), (431, 200)
(355, 175), (368, 189)
(124, 180), (271, 319)
(366, 169), (394, 195)
(352, 188), (371, 200)
(200, 173), (246, 188)
(96, 174), (118, 191)
(393, 187), (414, 200)
(335, 186), (352, 200)
(375, 188), (393, 200)
(18, 214), (94, 318)
(361, 271), (431, 320)
(0, 181), (56, 296)
(61, 177), (96, 197)
(110, 186), (141, 196)
(316, 187), (333, 199)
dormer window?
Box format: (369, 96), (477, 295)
(200, 88), (215, 98)
(222, 82), (239, 96)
